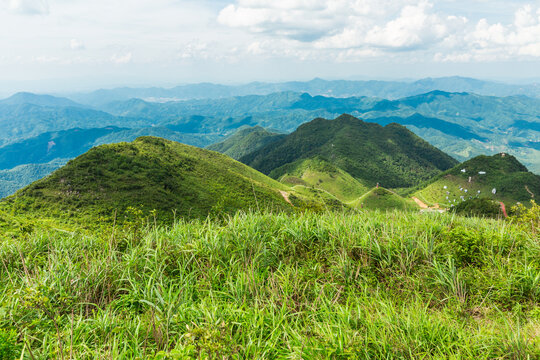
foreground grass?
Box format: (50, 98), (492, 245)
(1, 211), (539, 359)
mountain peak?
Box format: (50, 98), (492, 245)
(241, 114), (458, 188)
(1, 92), (82, 107)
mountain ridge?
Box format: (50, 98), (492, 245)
(240, 114), (459, 189)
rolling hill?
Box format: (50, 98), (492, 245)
(413, 153), (540, 206)
(274, 156), (368, 202)
(206, 126), (286, 160)
(0, 127), (127, 170)
(240, 114), (459, 189)
(350, 187), (417, 211)
(0, 137), (324, 223)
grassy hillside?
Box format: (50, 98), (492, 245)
(0, 211), (538, 358)
(0, 137), (308, 224)
(351, 187), (417, 211)
(207, 126), (286, 160)
(241, 114), (458, 189)
(414, 153), (540, 207)
(276, 156), (369, 202)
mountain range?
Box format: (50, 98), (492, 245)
(2, 114), (537, 225)
(65, 77), (540, 106)
(0, 77), (539, 199)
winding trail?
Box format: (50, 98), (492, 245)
(525, 186), (535, 198)
(280, 191), (293, 206)
(412, 197), (429, 209)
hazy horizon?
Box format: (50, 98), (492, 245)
(3, 0), (540, 95)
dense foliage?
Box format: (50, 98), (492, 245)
(452, 198), (502, 218)
(0, 211), (538, 358)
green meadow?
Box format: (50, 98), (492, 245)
(1, 210), (538, 359)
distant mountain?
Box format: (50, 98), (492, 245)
(0, 103), (146, 146)
(67, 77), (540, 106)
(413, 153), (540, 206)
(0, 160), (67, 199)
(0, 127), (127, 170)
(89, 90), (540, 173)
(1, 137), (324, 223)
(240, 114), (459, 189)
(206, 126), (286, 160)
(0, 92), (84, 108)
(2, 88), (539, 175)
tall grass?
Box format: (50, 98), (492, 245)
(1, 210), (539, 358)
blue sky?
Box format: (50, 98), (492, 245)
(1, 0), (540, 94)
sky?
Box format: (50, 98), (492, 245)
(2, 0), (540, 94)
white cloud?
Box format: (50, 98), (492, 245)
(364, 3), (463, 49)
(219, 1), (540, 63)
(4, 0), (48, 15)
(70, 39), (85, 51)
(3, 0), (540, 90)
(217, 0), (413, 42)
(218, 0), (466, 52)
(111, 52), (132, 64)
(458, 4), (540, 61)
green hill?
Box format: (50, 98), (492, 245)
(240, 114), (458, 189)
(413, 153), (540, 206)
(207, 126), (286, 160)
(276, 156), (368, 202)
(351, 187), (417, 211)
(0, 137), (314, 224)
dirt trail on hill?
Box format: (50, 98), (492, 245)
(412, 197), (429, 209)
(280, 191), (293, 206)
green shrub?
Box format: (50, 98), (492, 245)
(510, 200), (540, 231)
(0, 329), (19, 360)
(452, 197), (501, 218)
(442, 226), (485, 266)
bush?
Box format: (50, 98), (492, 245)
(452, 198), (501, 218)
(510, 200), (540, 231)
(0, 329), (19, 360)
(442, 226), (485, 266)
